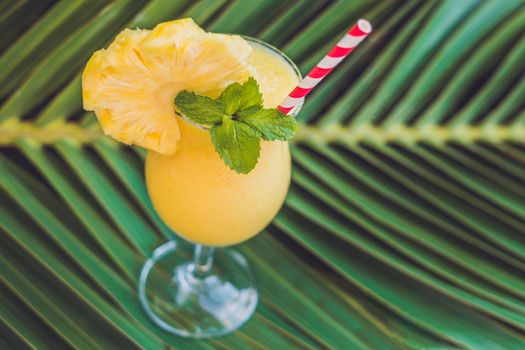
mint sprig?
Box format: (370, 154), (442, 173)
(175, 77), (297, 174)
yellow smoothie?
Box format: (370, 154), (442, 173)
(145, 39), (300, 246)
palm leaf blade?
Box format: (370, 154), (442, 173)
(1, 1), (524, 348)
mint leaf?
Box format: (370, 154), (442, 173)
(238, 77), (262, 110)
(175, 90), (226, 125)
(220, 78), (262, 116)
(238, 108), (297, 141)
(220, 82), (242, 115)
(210, 118), (261, 174)
(174, 76), (298, 174)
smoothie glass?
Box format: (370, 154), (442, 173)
(138, 37), (302, 338)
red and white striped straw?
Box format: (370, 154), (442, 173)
(278, 19), (372, 115)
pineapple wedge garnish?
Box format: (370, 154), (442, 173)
(82, 18), (254, 155)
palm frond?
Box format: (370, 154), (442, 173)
(1, 0), (525, 349)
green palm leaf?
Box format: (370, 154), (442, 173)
(1, 0), (524, 349)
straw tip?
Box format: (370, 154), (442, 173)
(357, 19), (372, 34)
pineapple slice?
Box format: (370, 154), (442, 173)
(82, 18), (254, 155)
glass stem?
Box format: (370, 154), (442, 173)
(192, 244), (215, 278)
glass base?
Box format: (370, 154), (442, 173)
(138, 241), (258, 338)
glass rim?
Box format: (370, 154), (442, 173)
(177, 36), (303, 130)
